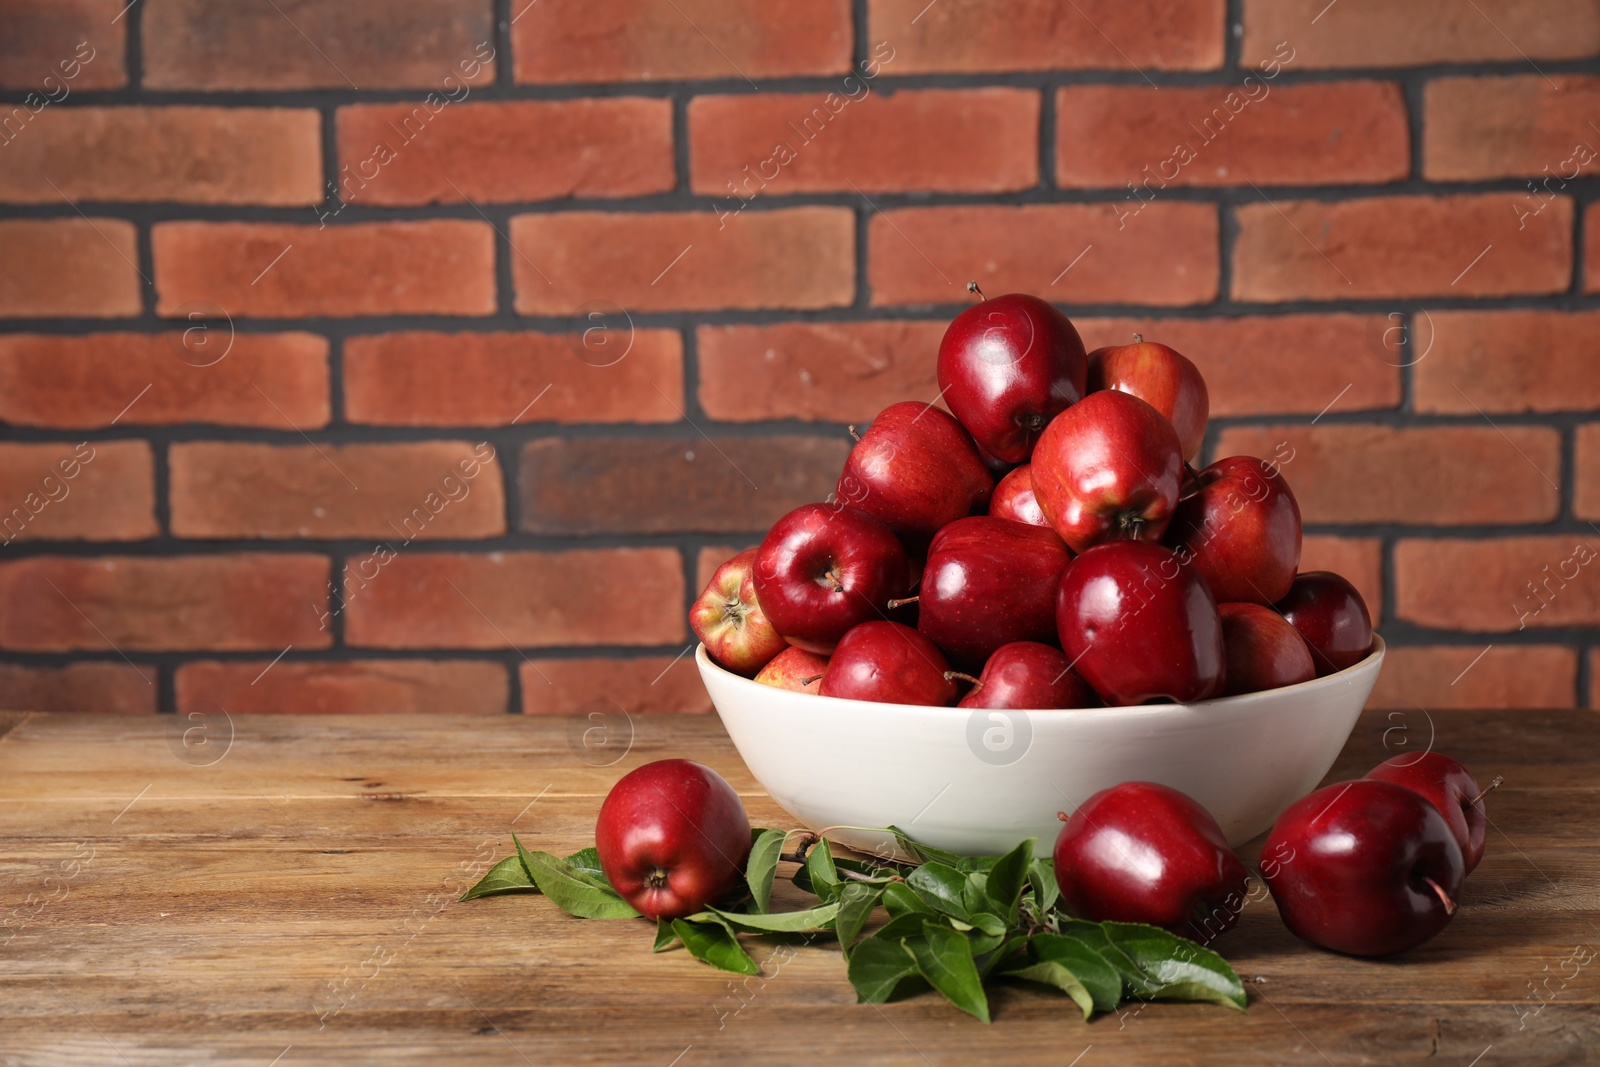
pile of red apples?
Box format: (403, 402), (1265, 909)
(693, 290), (1374, 708)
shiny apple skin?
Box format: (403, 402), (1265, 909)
(918, 516), (1072, 670)
(752, 503), (909, 655)
(1218, 602), (1315, 696)
(957, 641), (1094, 709)
(752, 645), (828, 694)
(1031, 390), (1185, 554)
(1087, 339), (1210, 461)
(936, 293), (1088, 464)
(837, 401), (993, 546)
(1262, 779), (1465, 956)
(1056, 541), (1226, 705)
(1166, 456), (1302, 605)
(1366, 752), (1489, 873)
(595, 759), (752, 921)
(1275, 571), (1373, 675)
(818, 621), (959, 706)
(690, 549), (789, 675)
(1053, 781), (1249, 941)
(988, 464), (1050, 527)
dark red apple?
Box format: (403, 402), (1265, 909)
(1218, 602), (1315, 696)
(988, 464), (1050, 527)
(957, 641), (1094, 709)
(1054, 781), (1248, 941)
(690, 549), (787, 675)
(1087, 335), (1210, 461)
(936, 292), (1088, 464)
(1030, 390), (1185, 554)
(837, 401), (993, 546)
(752, 503), (908, 655)
(595, 759), (752, 920)
(1262, 779), (1464, 956)
(1056, 541), (1225, 705)
(819, 621), (958, 706)
(1366, 752), (1492, 874)
(915, 516), (1072, 670)
(1165, 455), (1302, 605)
(752, 646), (828, 694)
(1275, 571), (1373, 676)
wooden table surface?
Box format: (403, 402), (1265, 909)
(1, 706), (1596, 1066)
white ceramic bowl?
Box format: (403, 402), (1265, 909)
(698, 637), (1385, 859)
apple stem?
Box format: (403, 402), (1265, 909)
(943, 671), (982, 688)
(847, 424), (860, 443)
(966, 280), (985, 301)
(887, 595), (920, 609)
(1056, 811), (1070, 822)
(799, 673), (824, 686)
(1470, 776), (1505, 805)
(1422, 876), (1457, 916)
(1132, 332), (1143, 343)
(1179, 462), (1205, 502)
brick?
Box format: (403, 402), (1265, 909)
(1243, 0), (1600, 68)
(1299, 535), (1383, 628)
(0, 219), (140, 318)
(343, 330), (684, 426)
(697, 321), (946, 422)
(0, 0), (125, 90)
(512, 0), (850, 83)
(1592, 651), (1600, 709)
(0, 441), (156, 543)
(1425, 76), (1600, 182)
(872, 0), (1224, 73)
(510, 208), (853, 315)
(0, 554), (331, 651)
(1368, 645), (1577, 710)
(520, 436), (848, 535)
(1576, 425), (1600, 521)
(1232, 195), (1572, 302)
(0, 663), (154, 714)
(1414, 311), (1600, 414)
(1396, 537), (1600, 632)
(343, 550), (684, 649)
(1, 107), (321, 205)
(522, 657), (711, 714)
(868, 204), (1218, 307)
(1077, 314), (1399, 418)
(1213, 425), (1560, 526)
(176, 659), (509, 714)
(0, 333), (328, 429)
(143, 0), (496, 90)
(690, 88), (1039, 196)
(334, 99), (673, 206)
(1056, 82), (1408, 188)
(169, 442), (506, 541)
(152, 221), (495, 318)
(696, 545), (748, 591)
(1588, 203), (1600, 293)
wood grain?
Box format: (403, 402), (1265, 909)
(1, 709), (1597, 1066)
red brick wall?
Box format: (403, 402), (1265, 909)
(0, 0), (1596, 714)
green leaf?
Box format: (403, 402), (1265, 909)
(458, 855), (536, 900)
(705, 902), (839, 933)
(888, 826), (971, 869)
(871, 910), (939, 943)
(961, 871), (991, 918)
(968, 912), (1008, 937)
(671, 917), (760, 975)
(902, 924), (990, 1023)
(906, 862), (969, 920)
(563, 846), (605, 879)
(1055, 919), (1159, 997)
(835, 882), (884, 959)
(1028, 858), (1059, 913)
(744, 828), (787, 914)
(983, 838), (1034, 921)
(806, 840), (841, 904)
(653, 918), (679, 952)
(1028, 933), (1123, 1012)
(847, 935), (924, 1004)
(882, 881), (934, 919)
(1099, 922), (1247, 1012)
(514, 836), (639, 920)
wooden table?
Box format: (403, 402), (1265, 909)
(1, 707), (1595, 1066)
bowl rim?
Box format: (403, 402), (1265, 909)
(697, 633), (1385, 716)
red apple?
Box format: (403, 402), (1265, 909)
(957, 641), (1094, 709)
(752, 646), (828, 694)
(1276, 571), (1374, 675)
(836, 401), (993, 547)
(819, 621), (958, 706)
(753, 503), (909, 655)
(937, 292), (1088, 464)
(988, 464), (1050, 527)
(595, 759), (752, 920)
(1165, 455), (1302, 605)
(1087, 335), (1210, 461)
(1056, 541), (1226, 705)
(1031, 390), (1185, 554)
(1366, 752), (1492, 873)
(690, 549), (787, 675)
(915, 516), (1072, 670)
(1218, 602), (1315, 696)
